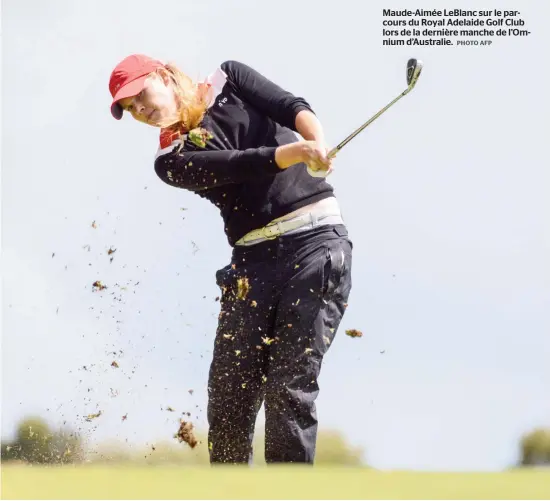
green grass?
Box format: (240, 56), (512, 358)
(2, 465), (549, 500)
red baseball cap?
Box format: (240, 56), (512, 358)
(109, 54), (165, 120)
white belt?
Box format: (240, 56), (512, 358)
(235, 198), (344, 246)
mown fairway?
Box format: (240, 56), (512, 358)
(2, 465), (550, 499)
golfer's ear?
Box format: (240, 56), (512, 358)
(158, 68), (172, 86)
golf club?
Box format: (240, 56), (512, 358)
(327, 58), (423, 159)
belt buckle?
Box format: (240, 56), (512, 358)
(262, 221), (282, 240)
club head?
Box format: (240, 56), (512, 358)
(406, 58), (423, 89)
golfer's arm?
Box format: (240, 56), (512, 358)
(154, 148), (282, 191)
(274, 142), (308, 170)
(295, 110), (325, 144)
(222, 60), (314, 132)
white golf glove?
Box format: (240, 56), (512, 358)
(307, 165), (333, 178)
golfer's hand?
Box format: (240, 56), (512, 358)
(274, 141), (333, 175)
(301, 141), (333, 174)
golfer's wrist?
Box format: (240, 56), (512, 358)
(275, 142), (308, 170)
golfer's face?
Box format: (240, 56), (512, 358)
(119, 73), (178, 127)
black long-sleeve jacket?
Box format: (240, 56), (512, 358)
(154, 60), (334, 246)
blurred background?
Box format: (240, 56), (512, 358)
(2, 0), (549, 473)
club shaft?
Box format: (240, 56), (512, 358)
(327, 87), (411, 159)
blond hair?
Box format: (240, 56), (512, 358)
(154, 63), (210, 132)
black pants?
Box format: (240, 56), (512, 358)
(207, 224), (353, 464)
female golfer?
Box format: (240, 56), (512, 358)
(108, 54), (353, 464)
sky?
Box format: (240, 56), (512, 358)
(2, 0), (549, 471)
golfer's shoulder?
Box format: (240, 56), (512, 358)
(219, 59), (246, 70)
(219, 60), (258, 78)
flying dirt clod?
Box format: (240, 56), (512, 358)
(175, 420), (198, 448)
(92, 281), (107, 291)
